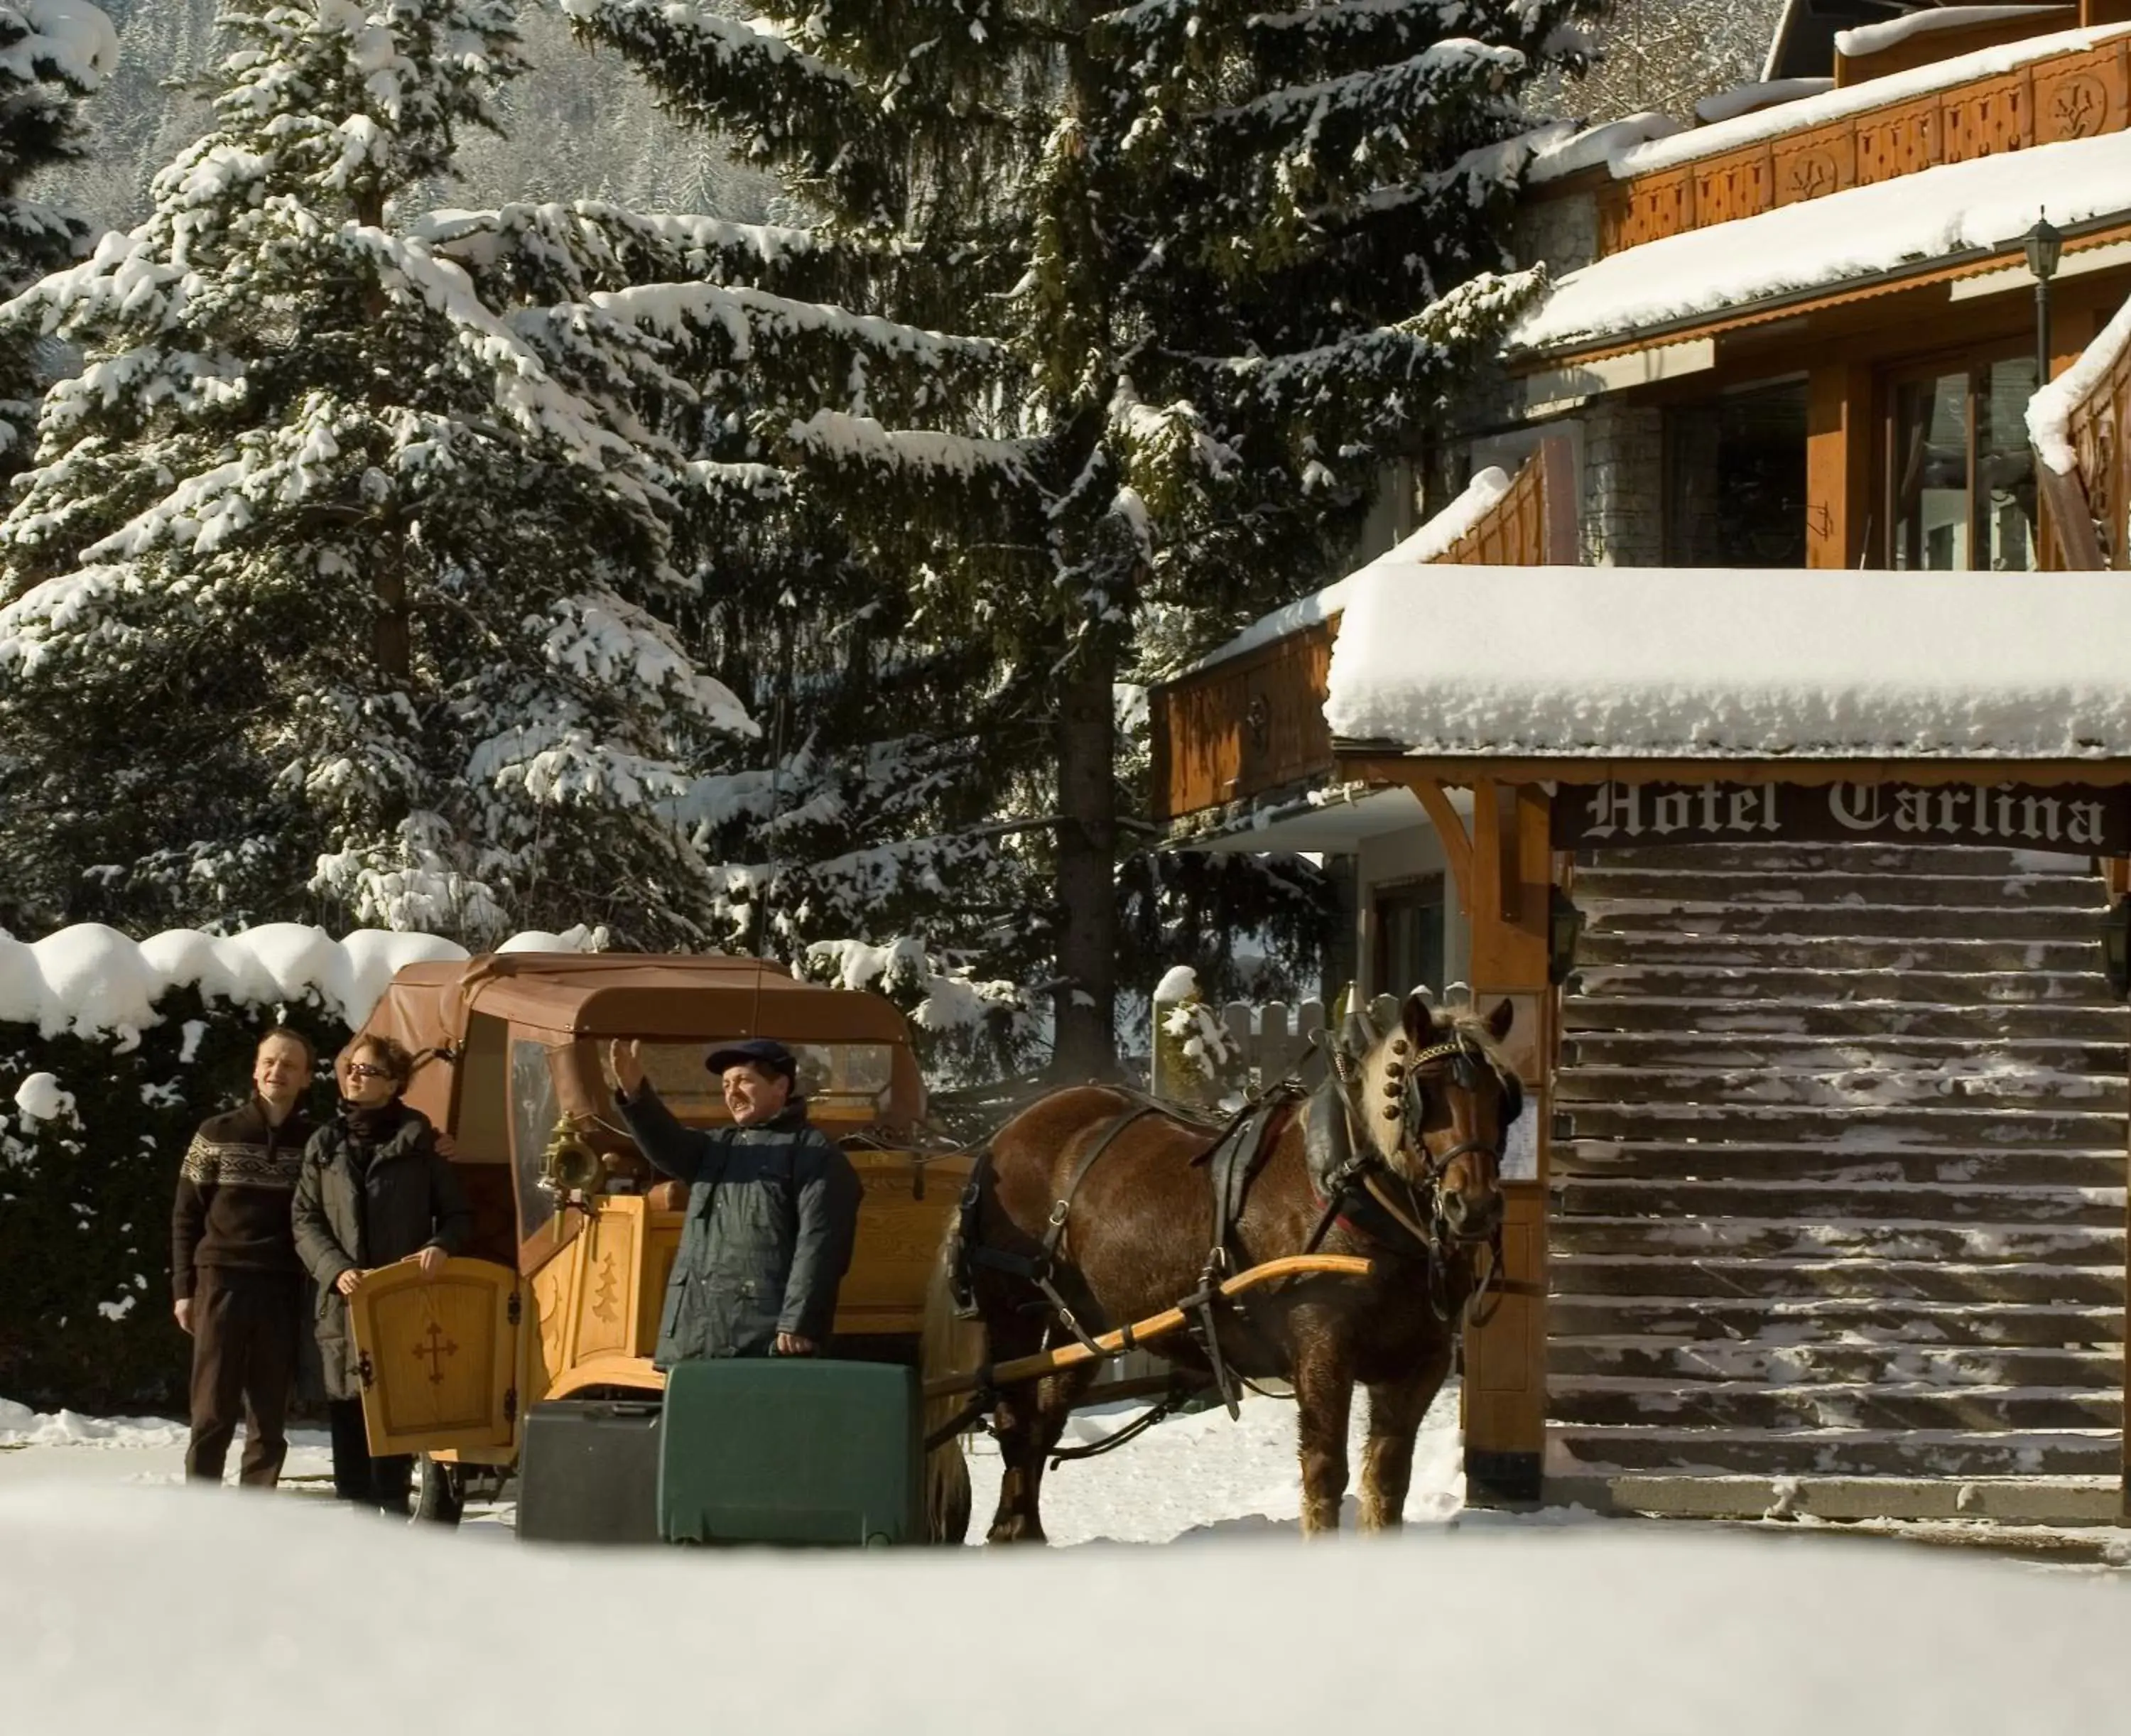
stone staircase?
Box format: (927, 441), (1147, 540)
(1546, 842), (2129, 1524)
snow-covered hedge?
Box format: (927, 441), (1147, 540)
(0, 922), (596, 1412)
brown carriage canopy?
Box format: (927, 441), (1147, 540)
(361, 953), (925, 1129)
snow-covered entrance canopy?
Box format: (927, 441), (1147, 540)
(1324, 564), (2131, 765)
(1511, 126), (2131, 356)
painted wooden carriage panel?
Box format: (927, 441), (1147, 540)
(348, 1257), (521, 1456)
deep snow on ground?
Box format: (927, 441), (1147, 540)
(960, 1387), (1466, 1542)
(7, 1385), (2130, 1736)
(0, 1384), (1463, 1538)
(8, 1458), (2131, 1735)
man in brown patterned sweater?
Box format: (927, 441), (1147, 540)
(171, 1026), (318, 1487)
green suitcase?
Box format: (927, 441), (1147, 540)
(658, 1359), (923, 1547)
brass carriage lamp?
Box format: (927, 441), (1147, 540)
(2103, 897), (2131, 1002)
(1547, 886), (1584, 987)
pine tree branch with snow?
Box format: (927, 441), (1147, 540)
(0, 0), (116, 473)
(560, 0), (1598, 1075)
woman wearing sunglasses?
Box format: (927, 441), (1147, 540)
(292, 1035), (471, 1514)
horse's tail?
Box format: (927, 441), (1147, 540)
(919, 1209), (984, 1546)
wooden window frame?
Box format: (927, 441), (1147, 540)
(1877, 337), (2035, 570)
(1372, 872), (1447, 1001)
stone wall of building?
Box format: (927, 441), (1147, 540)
(1512, 189), (1600, 281)
(1577, 400), (1666, 565)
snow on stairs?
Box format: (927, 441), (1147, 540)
(1546, 843), (2129, 1526)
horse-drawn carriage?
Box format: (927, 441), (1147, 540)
(338, 953), (974, 1529)
(342, 952), (1524, 1543)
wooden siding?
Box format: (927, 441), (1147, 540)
(1151, 447), (1564, 823)
(1598, 35), (2131, 257)
(1149, 622), (1337, 823)
(1833, 9), (2076, 89)
(1438, 454), (1550, 565)
(1549, 842), (2128, 1521)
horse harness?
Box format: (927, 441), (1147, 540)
(945, 1041), (1522, 1443)
(1304, 1032), (1522, 1323)
(949, 1087), (1301, 1423)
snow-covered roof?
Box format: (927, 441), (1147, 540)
(1511, 127), (2131, 355)
(1578, 21), (2130, 185)
(1692, 77), (1832, 126)
(1176, 467), (1513, 676)
(1834, 5), (2070, 61)
(1323, 564), (2131, 761)
(1524, 114), (1683, 185)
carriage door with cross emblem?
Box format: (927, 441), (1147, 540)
(347, 1256), (524, 1458)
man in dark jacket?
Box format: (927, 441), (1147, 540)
(171, 1026), (316, 1487)
(609, 1037), (861, 1365)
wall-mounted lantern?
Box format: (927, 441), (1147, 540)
(2103, 896), (2131, 1002)
(1548, 886), (1584, 987)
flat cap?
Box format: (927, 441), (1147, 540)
(704, 1037), (798, 1081)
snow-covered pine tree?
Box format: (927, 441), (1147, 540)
(406, 197), (1048, 1068)
(0, 0), (759, 945)
(0, 0), (117, 479)
(563, 0), (1600, 1073)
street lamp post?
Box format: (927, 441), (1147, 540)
(2025, 212), (2065, 391)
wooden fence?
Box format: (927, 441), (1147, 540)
(1149, 987), (1403, 1102)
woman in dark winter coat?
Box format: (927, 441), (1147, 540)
(291, 1034), (470, 1514)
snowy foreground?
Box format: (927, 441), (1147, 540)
(6, 1389), (2131, 1734)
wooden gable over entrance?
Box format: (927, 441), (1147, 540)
(1325, 563), (2131, 1524)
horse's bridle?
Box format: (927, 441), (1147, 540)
(1337, 1031), (1521, 1323)
(1393, 1036), (1519, 1186)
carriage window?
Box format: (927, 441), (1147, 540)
(1888, 355), (2038, 571)
(1374, 876), (1445, 1002)
(596, 1040), (898, 1119)
(510, 1039), (562, 1240)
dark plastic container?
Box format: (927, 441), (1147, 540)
(516, 1398), (663, 1544)
(658, 1359), (922, 1547)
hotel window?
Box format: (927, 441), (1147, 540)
(1886, 354), (2039, 571)
(1665, 378), (1809, 566)
(1373, 874), (1446, 1001)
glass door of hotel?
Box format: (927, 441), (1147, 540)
(1885, 353), (2039, 570)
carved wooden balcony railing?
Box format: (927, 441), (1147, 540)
(1595, 30), (2131, 259)
(2039, 315), (2131, 568)
(1150, 442), (1571, 825)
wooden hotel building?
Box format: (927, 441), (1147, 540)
(1150, 2), (2131, 1526)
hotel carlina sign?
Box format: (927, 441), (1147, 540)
(1551, 781), (2131, 855)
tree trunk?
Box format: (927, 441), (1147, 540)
(1051, 653), (1118, 1080)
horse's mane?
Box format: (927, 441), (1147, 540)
(1420, 1002), (1513, 1063)
(1361, 999), (1510, 1066)
(1349, 997), (1517, 1165)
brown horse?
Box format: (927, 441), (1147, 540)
(921, 992), (1522, 1543)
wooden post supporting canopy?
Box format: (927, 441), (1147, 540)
(1364, 766), (1554, 1504)
(1806, 364), (1872, 569)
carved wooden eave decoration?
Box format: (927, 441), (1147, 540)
(1595, 27), (2131, 261)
